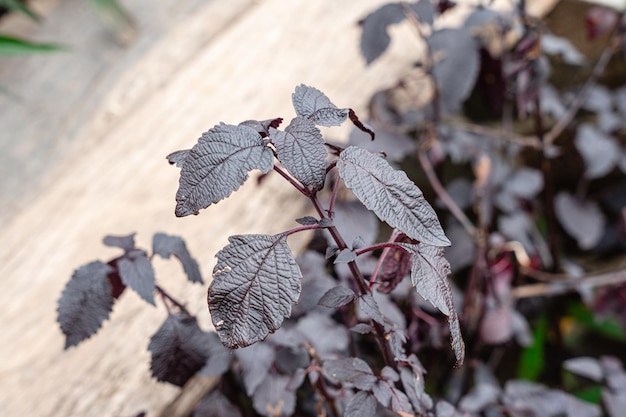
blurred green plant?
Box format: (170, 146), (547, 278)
(0, 34), (63, 55)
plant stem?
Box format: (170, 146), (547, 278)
(273, 165), (309, 196)
(417, 148), (477, 237)
(364, 230), (402, 291)
(543, 31), (617, 148)
(155, 284), (190, 315)
(309, 195), (397, 368)
(513, 267), (626, 299)
(534, 96), (560, 272)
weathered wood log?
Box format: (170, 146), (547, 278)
(0, 0), (424, 415)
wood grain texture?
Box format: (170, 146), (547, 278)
(0, 0), (421, 415)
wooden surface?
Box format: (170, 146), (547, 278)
(0, 0), (422, 415)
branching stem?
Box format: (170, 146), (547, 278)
(309, 195), (397, 369)
(156, 284), (190, 316)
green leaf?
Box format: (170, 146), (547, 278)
(0, 0), (41, 22)
(573, 386), (603, 404)
(567, 303), (626, 342)
(0, 34), (64, 55)
(517, 314), (547, 381)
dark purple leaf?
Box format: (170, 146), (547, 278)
(292, 84), (348, 127)
(507, 168), (544, 199)
(295, 312), (349, 357)
(345, 391), (377, 417)
(541, 33), (585, 65)
(318, 286), (356, 308)
(436, 401), (464, 417)
(601, 356), (626, 392)
(208, 234), (302, 348)
(117, 250), (156, 305)
(287, 368), (307, 391)
(358, 294), (385, 326)
(322, 357), (377, 390)
(498, 212), (536, 255)
(459, 383), (501, 413)
(252, 373), (296, 417)
(428, 28), (479, 113)
(274, 346), (310, 375)
(502, 380), (601, 417)
(444, 221), (475, 272)
(360, 3), (406, 64)
(198, 332), (231, 377)
(270, 116), (327, 191)
(334, 248), (357, 264)
(390, 386), (413, 413)
(295, 216), (318, 225)
(166, 149), (190, 168)
(292, 251), (335, 316)
(410, 243), (464, 364)
(351, 323), (373, 334)
(175, 123), (274, 216)
(563, 357), (604, 382)
(400, 365), (432, 414)
(575, 124), (620, 179)
(152, 232), (203, 284)
(381, 366), (399, 382)
(102, 233), (136, 252)
(603, 391), (626, 417)
(235, 342), (275, 396)
(148, 313), (212, 387)
(353, 236), (368, 249)
(373, 379), (393, 407)
(374, 291), (406, 329)
(555, 192), (605, 250)
(57, 261), (115, 348)
(378, 238), (413, 294)
(338, 146), (450, 247)
(480, 305), (513, 344)
(239, 117), (283, 137)
(193, 390), (242, 417)
(359, 1), (433, 64)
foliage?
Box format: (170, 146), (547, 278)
(55, 0), (626, 416)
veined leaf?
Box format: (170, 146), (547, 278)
(428, 28), (479, 113)
(322, 357), (377, 390)
(208, 234), (302, 348)
(270, 116), (327, 190)
(175, 123), (274, 216)
(148, 313), (214, 387)
(0, 34), (63, 55)
(359, 1), (434, 64)
(103, 233), (136, 252)
(117, 250), (156, 305)
(345, 391), (377, 417)
(337, 146), (450, 247)
(152, 232), (203, 284)
(57, 261), (115, 348)
(403, 242), (464, 364)
(292, 84), (349, 127)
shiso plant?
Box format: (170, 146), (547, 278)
(56, 0), (626, 415)
(57, 84), (465, 417)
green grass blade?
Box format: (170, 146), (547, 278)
(0, 34), (64, 55)
(0, 0), (41, 22)
(517, 314), (548, 381)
